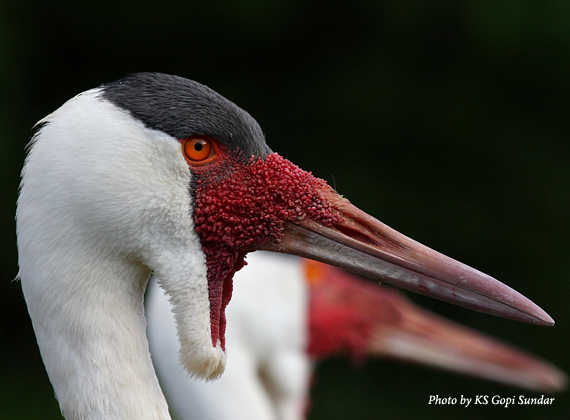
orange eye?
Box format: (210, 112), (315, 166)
(182, 137), (216, 164)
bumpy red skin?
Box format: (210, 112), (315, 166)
(191, 151), (343, 349)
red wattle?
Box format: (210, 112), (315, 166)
(192, 152), (342, 348)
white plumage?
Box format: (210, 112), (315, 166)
(18, 89), (219, 419)
(148, 252), (310, 420)
(148, 252), (566, 420)
(16, 73), (555, 420)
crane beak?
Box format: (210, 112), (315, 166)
(305, 260), (565, 392)
(366, 291), (567, 391)
(266, 189), (554, 326)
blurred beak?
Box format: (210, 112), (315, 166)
(367, 290), (566, 391)
(267, 190), (553, 326)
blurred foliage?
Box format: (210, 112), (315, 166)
(0, 0), (568, 419)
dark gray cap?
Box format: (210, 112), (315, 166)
(101, 73), (271, 159)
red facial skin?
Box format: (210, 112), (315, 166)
(304, 259), (567, 396)
(304, 259), (388, 361)
(190, 148), (343, 349)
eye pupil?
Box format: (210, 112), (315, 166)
(182, 136), (215, 165)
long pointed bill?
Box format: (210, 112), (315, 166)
(267, 190), (553, 326)
(305, 261), (565, 392)
(367, 292), (566, 391)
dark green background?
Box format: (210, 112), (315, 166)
(1, 1), (568, 419)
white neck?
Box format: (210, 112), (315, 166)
(21, 247), (170, 420)
(17, 90), (227, 419)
